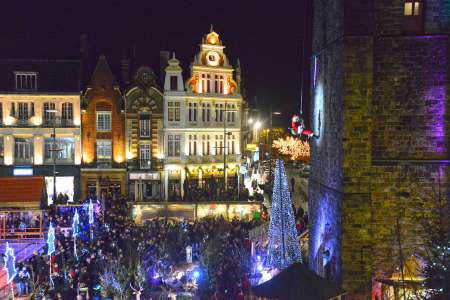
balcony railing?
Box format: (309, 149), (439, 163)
(43, 119), (75, 128)
(14, 157), (34, 165)
(140, 159), (151, 169)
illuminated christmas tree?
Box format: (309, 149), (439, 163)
(4, 242), (17, 284)
(267, 159), (302, 269)
(47, 222), (55, 256)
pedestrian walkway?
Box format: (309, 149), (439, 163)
(0, 239), (45, 299)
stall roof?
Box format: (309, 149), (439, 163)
(0, 176), (46, 209)
(252, 263), (346, 300)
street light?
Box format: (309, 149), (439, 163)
(46, 109), (62, 204)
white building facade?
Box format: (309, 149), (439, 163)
(163, 29), (244, 201)
(0, 60), (82, 203)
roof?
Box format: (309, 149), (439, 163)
(0, 59), (81, 93)
(0, 176), (46, 209)
(252, 263), (346, 300)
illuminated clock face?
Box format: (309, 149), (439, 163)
(206, 51), (220, 66)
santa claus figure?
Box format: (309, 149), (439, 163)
(290, 114), (314, 140)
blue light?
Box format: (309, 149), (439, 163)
(47, 222), (56, 256)
(257, 264), (263, 272)
(72, 209), (80, 237)
(88, 199), (94, 225)
(257, 255), (261, 261)
(193, 270), (200, 279)
(4, 242), (17, 284)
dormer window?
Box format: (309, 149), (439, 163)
(403, 0), (423, 33)
(15, 72), (37, 90)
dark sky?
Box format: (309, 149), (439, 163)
(0, 0), (311, 126)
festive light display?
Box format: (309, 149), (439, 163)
(47, 222), (56, 256)
(273, 136), (310, 161)
(89, 199), (94, 225)
(267, 160), (302, 269)
(72, 209), (80, 237)
(4, 242), (17, 284)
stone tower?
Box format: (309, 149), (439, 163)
(309, 0), (450, 298)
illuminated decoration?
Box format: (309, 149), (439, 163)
(313, 56), (318, 88)
(289, 114), (314, 140)
(3, 242), (17, 284)
(313, 83), (323, 142)
(89, 199), (94, 225)
(273, 136), (310, 161)
(186, 245), (193, 264)
(72, 209), (80, 237)
(72, 209), (80, 259)
(47, 222), (56, 256)
(267, 160), (302, 269)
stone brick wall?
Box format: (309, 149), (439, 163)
(372, 35), (449, 160)
(310, 0), (450, 299)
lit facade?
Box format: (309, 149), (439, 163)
(81, 55), (126, 199)
(124, 66), (164, 201)
(0, 60), (82, 203)
(163, 29), (244, 201)
(309, 0), (450, 298)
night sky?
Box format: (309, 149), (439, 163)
(0, 1), (311, 126)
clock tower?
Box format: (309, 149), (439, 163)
(163, 27), (245, 202)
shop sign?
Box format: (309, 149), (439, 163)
(129, 172), (160, 180)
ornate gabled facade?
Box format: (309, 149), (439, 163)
(163, 28), (244, 201)
(125, 66), (164, 201)
(81, 55), (126, 199)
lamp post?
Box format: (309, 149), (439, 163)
(46, 109), (62, 204)
(268, 107), (281, 201)
(222, 107), (238, 193)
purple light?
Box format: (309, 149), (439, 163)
(313, 56), (318, 88)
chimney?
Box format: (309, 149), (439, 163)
(159, 50), (170, 86)
(121, 56), (130, 86)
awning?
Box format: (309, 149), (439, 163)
(252, 263), (346, 300)
(0, 176), (47, 209)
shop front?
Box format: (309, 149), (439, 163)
(80, 168), (126, 200)
(129, 171), (162, 202)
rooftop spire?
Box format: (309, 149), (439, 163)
(210, 24), (214, 32)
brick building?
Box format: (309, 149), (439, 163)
(81, 55), (126, 198)
(124, 65), (164, 201)
(309, 0), (450, 298)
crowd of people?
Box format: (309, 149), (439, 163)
(5, 195), (260, 300)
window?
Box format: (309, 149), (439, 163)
(96, 112), (112, 131)
(0, 103), (2, 124)
(188, 103), (198, 122)
(226, 104), (236, 123)
(97, 140), (112, 161)
(228, 135), (236, 155)
(44, 138), (74, 163)
(168, 135), (181, 157)
(202, 103), (210, 122)
(43, 102), (56, 124)
(201, 74), (211, 93)
(170, 76), (178, 91)
(140, 144), (151, 169)
(403, 0), (423, 33)
(30, 103), (35, 117)
(10, 103), (15, 117)
(189, 135), (197, 156)
(168, 102), (181, 122)
(62, 103), (73, 125)
(0, 137), (4, 163)
(14, 138), (33, 163)
(219, 104), (224, 122)
(15, 72), (37, 90)
(18, 103), (29, 121)
(215, 135), (223, 155)
(215, 75), (224, 93)
(140, 114), (151, 137)
(202, 135), (210, 155)
(404, 0), (421, 15)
